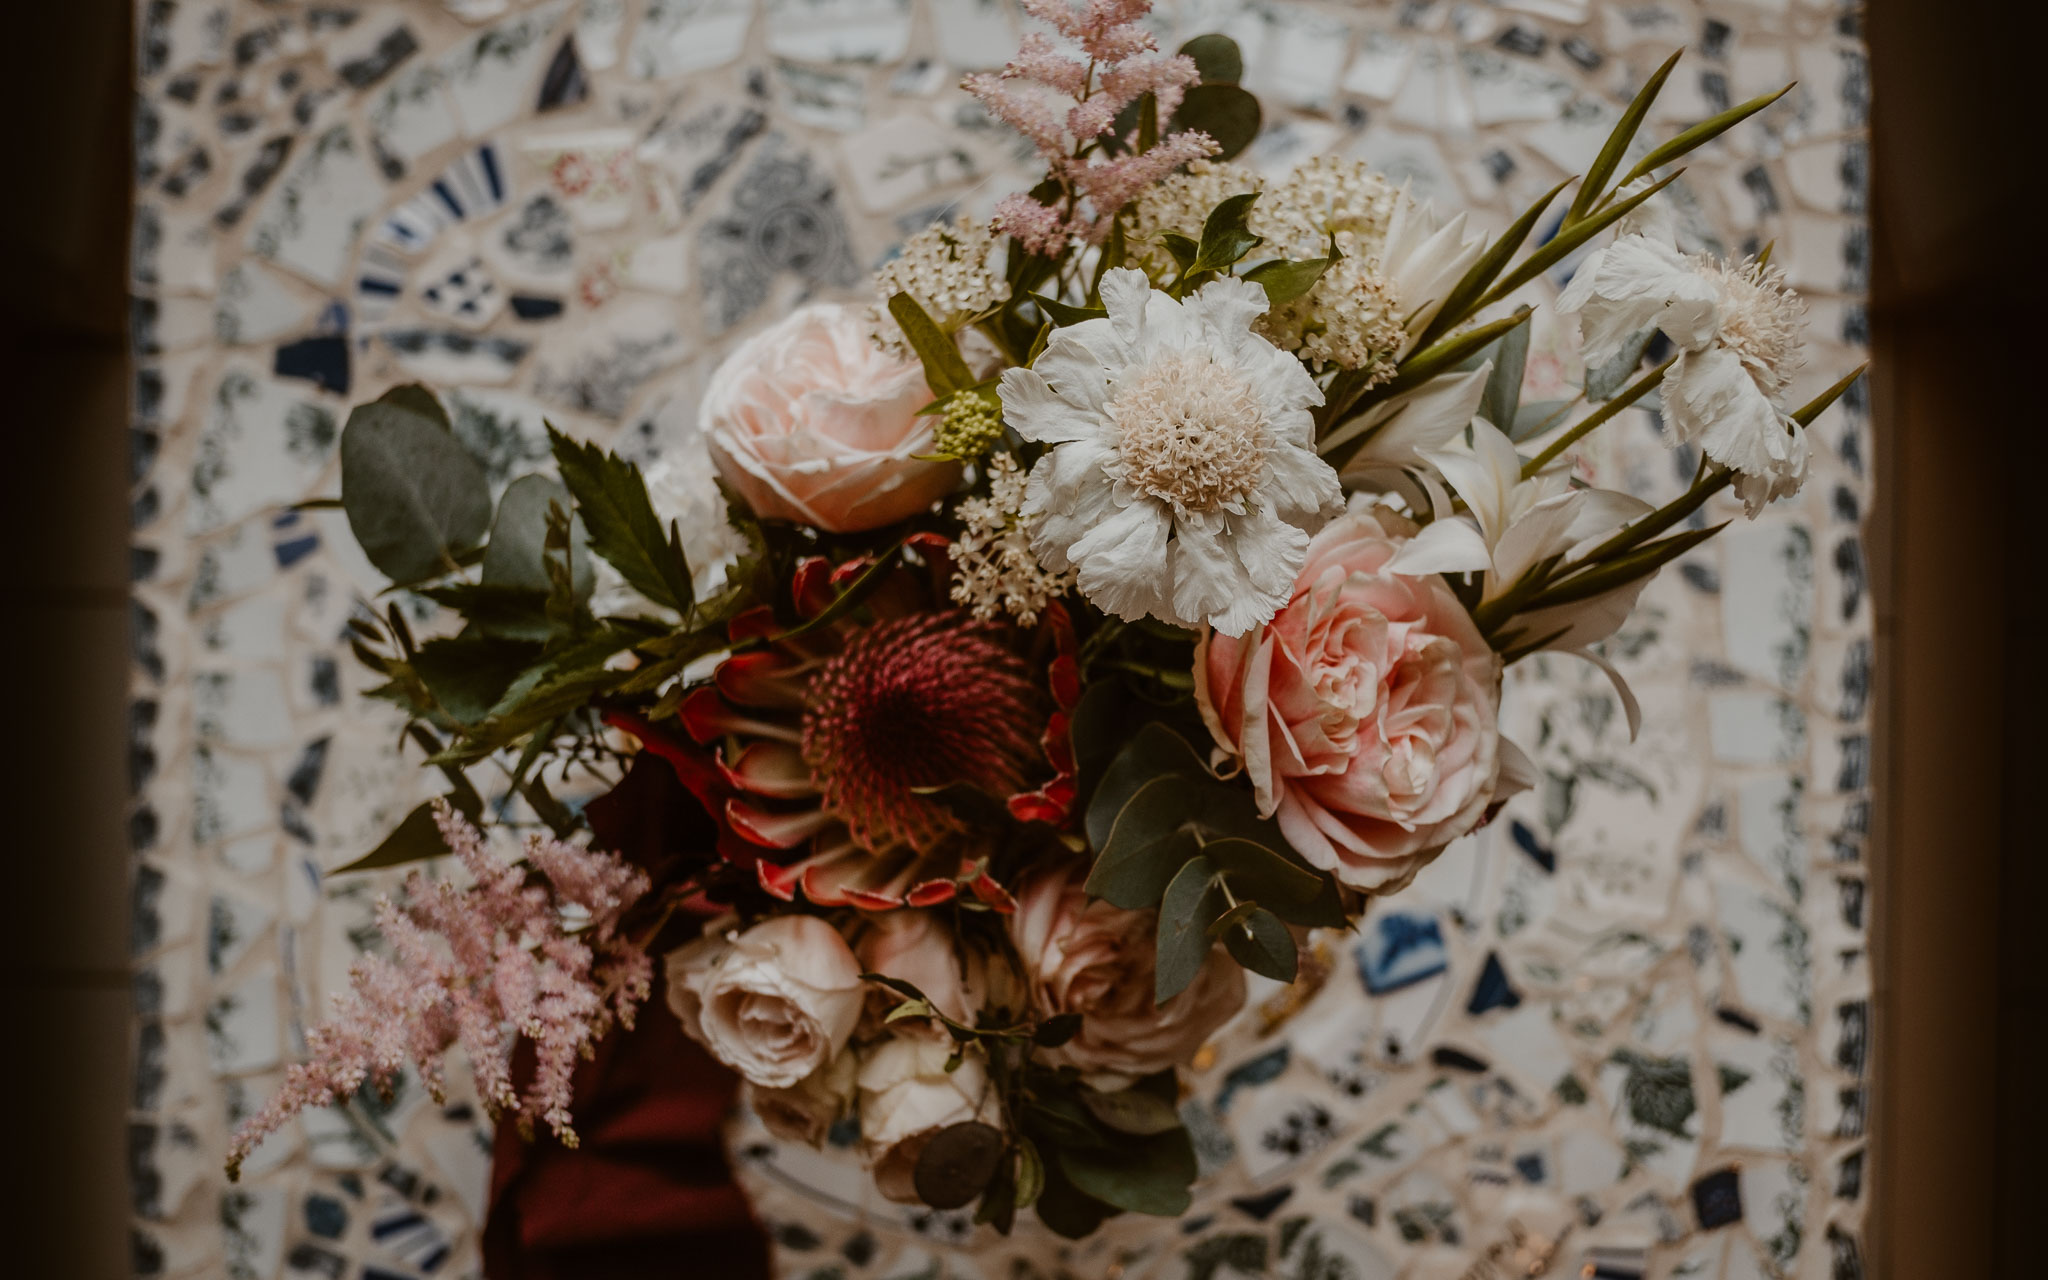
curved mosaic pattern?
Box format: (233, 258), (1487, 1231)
(127, 2), (1873, 1278)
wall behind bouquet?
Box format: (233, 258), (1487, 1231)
(124, 2), (1873, 1277)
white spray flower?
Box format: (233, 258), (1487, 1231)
(1000, 268), (1342, 636)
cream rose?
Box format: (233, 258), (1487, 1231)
(1008, 857), (1245, 1081)
(857, 1034), (995, 1204)
(665, 916), (865, 1089)
(701, 302), (962, 533)
(749, 1048), (858, 1147)
(1195, 508), (1501, 893)
(855, 909), (975, 1030)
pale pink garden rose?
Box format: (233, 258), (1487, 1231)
(855, 909), (975, 1030)
(665, 915), (865, 1089)
(1195, 508), (1502, 893)
(1008, 856), (1245, 1082)
(857, 1035), (996, 1203)
(700, 302), (962, 533)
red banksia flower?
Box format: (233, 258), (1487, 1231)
(682, 548), (1075, 910)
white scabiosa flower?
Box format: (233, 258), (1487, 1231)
(1559, 234), (1809, 516)
(999, 268), (1342, 636)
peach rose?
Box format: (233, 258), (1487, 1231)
(1196, 508), (1501, 893)
(700, 302), (962, 533)
(1008, 857), (1244, 1081)
(665, 915), (865, 1089)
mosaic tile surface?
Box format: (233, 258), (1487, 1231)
(127, 2), (1874, 1277)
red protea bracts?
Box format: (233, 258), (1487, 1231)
(681, 546), (1074, 910)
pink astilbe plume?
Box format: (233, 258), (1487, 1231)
(966, 0), (1214, 250)
(225, 803), (651, 1178)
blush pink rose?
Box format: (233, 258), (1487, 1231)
(1008, 857), (1244, 1082)
(700, 302), (962, 533)
(1195, 508), (1501, 893)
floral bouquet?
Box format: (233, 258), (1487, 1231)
(228, 0), (1858, 1242)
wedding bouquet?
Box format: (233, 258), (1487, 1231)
(228, 0), (1858, 1241)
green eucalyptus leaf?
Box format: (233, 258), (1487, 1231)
(414, 582), (556, 642)
(329, 790), (483, 875)
(339, 399), (493, 586)
(1057, 1129), (1198, 1218)
(1584, 328), (1656, 402)
(1156, 855), (1224, 1003)
(1087, 778), (1202, 909)
(1032, 1160), (1119, 1238)
(1169, 83), (1261, 161)
(481, 474), (593, 601)
(376, 382), (452, 430)
(1159, 231), (1200, 273)
(1179, 33), (1243, 85)
(1034, 1013), (1084, 1048)
(1222, 907), (1298, 982)
(549, 427), (693, 614)
(1200, 836), (1322, 905)
(1084, 721), (1212, 851)
(1478, 319), (1530, 431)
(1241, 254), (1334, 307)
(1510, 399), (1575, 444)
(1078, 1085), (1183, 1136)
(887, 290), (976, 395)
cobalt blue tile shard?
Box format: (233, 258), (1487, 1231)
(1354, 910), (1448, 995)
(272, 510), (320, 567)
(1508, 819), (1555, 873)
(537, 36), (589, 112)
(304, 1192), (349, 1239)
(275, 335), (351, 394)
(1690, 1167), (1743, 1230)
(1214, 1047), (1289, 1114)
(509, 293), (565, 321)
(1466, 951), (1523, 1015)
(1229, 1188), (1293, 1221)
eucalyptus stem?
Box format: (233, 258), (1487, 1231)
(1522, 354), (1678, 478)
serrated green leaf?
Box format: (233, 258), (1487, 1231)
(1156, 855), (1223, 1003)
(1169, 82), (1260, 161)
(411, 635), (545, 724)
(329, 790), (483, 875)
(1241, 254), (1334, 306)
(339, 399), (493, 586)
(1180, 33), (1243, 84)
(549, 427), (693, 614)
(481, 473), (593, 603)
(888, 290), (975, 395)
(1569, 49), (1683, 224)
(1222, 907), (1298, 982)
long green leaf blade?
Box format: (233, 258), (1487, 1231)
(1569, 48), (1683, 224)
(1477, 170), (1683, 312)
(887, 291), (975, 395)
(1619, 83), (1796, 188)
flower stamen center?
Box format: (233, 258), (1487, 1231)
(1107, 352), (1272, 513)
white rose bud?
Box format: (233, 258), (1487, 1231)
(666, 916), (865, 1089)
(749, 1048), (859, 1147)
(856, 1035), (995, 1204)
